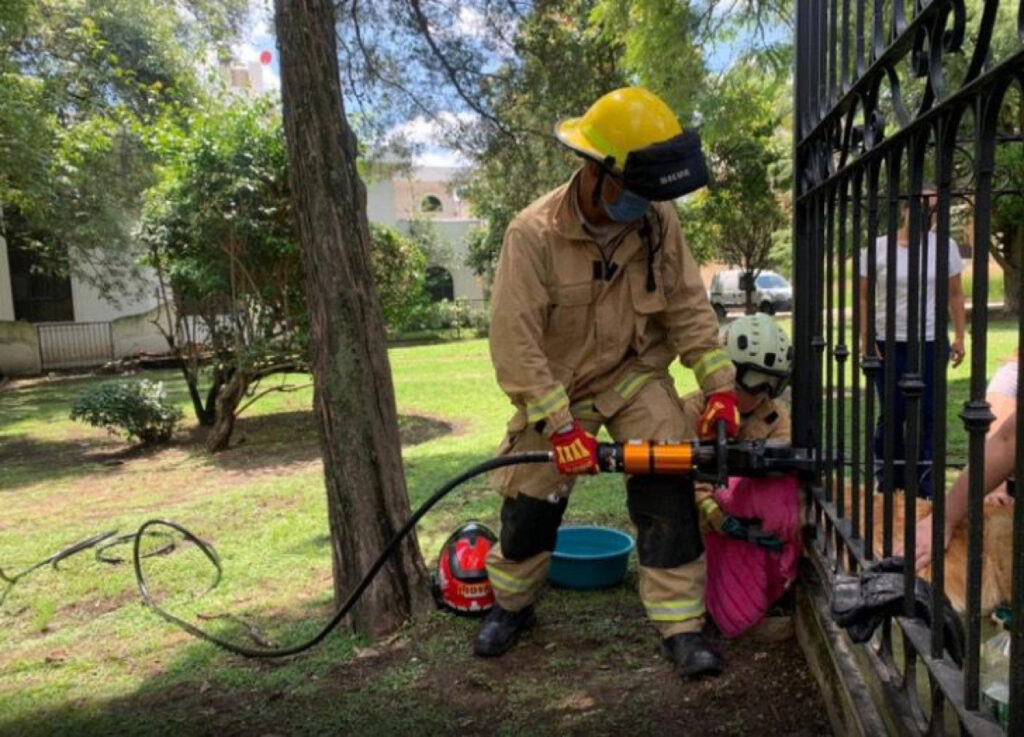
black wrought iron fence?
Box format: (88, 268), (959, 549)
(793, 0), (1024, 733)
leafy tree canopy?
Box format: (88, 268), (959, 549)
(0, 0), (247, 299)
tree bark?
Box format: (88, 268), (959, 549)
(274, 0), (432, 635)
(205, 369), (248, 452)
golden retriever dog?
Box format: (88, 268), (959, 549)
(847, 492), (1014, 616)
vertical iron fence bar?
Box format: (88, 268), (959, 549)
(930, 116), (955, 664)
(810, 0), (821, 126)
(892, 0), (906, 41)
(815, 191), (828, 495)
(856, 0), (867, 77)
(851, 168), (864, 560)
(961, 93), (998, 713)
(902, 138), (925, 615)
(793, 2), (814, 451)
(883, 148), (903, 559)
(880, 149), (904, 659)
(827, 185), (836, 522)
(864, 160), (883, 561)
(872, 0), (885, 62)
(798, 0), (813, 140)
(819, 0), (830, 121)
(842, 0), (851, 91)
(837, 176), (849, 539)
(830, 0), (839, 108)
(1010, 278), (1024, 737)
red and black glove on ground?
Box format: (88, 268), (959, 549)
(698, 390), (741, 439)
(551, 421), (599, 475)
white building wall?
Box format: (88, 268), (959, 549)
(69, 270), (159, 324)
(419, 220), (485, 301)
(365, 178), (397, 226)
(368, 165), (486, 303)
(68, 264), (168, 355)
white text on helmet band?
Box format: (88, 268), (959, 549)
(659, 169), (691, 185)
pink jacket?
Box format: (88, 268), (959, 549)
(704, 475), (802, 637)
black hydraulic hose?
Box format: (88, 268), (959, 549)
(0, 530), (118, 607)
(95, 531), (177, 565)
(132, 451), (553, 659)
(0, 530), (186, 609)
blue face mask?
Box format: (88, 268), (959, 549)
(602, 187), (650, 223)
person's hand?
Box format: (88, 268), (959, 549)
(550, 421), (599, 475)
(896, 514), (953, 570)
(951, 336), (966, 367)
(698, 391), (740, 439)
(985, 483), (1013, 507)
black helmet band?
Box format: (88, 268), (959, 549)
(622, 130), (709, 201)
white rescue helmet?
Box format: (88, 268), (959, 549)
(720, 314), (793, 398)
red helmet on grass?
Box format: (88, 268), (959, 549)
(432, 522), (496, 616)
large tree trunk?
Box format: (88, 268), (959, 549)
(274, 0), (432, 635)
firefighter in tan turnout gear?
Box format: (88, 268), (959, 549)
(475, 87), (742, 677)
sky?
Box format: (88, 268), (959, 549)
(234, 2), (280, 92)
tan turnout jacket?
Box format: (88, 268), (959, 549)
(489, 171), (733, 434)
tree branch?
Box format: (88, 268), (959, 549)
(405, 0), (514, 140)
(235, 382), (312, 418)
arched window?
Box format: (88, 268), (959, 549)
(421, 195), (443, 213)
(425, 267), (454, 302)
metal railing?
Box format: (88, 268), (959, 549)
(37, 322), (114, 371)
(793, 1), (1024, 734)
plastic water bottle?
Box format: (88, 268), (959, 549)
(981, 607), (1011, 730)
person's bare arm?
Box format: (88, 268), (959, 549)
(948, 273), (967, 367)
(908, 411), (1017, 568)
(858, 276), (873, 356)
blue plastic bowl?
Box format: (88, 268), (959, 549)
(548, 526), (635, 590)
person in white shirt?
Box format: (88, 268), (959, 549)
(858, 186), (968, 498)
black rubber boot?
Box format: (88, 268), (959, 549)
(660, 632), (722, 677)
(473, 604), (536, 657)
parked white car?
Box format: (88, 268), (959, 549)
(708, 269), (793, 318)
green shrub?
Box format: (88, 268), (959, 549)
(389, 298), (491, 338)
(70, 380), (183, 445)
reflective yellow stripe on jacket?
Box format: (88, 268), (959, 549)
(613, 369), (655, 401)
(570, 399), (602, 423)
(525, 385), (570, 424)
(692, 349), (732, 390)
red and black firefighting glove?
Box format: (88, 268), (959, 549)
(550, 421), (599, 475)
(698, 390), (741, 439)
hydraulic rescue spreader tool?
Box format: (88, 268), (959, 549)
(125, 428), (815, 659)
(595, 432), (815, 485)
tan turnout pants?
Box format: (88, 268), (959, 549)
(486, 377), (706, 638)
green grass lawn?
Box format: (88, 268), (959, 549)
(811, 318), (1019, 464)
(0, 341), (835, 736)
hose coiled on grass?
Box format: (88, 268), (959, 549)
(131, 451), (552, 658)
